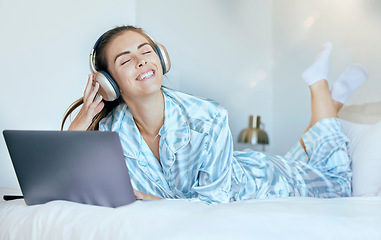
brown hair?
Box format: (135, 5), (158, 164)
(61, 25), (155, 131)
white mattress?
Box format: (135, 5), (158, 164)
(1, 188), (380, 240)
(1, 101), (380, 240)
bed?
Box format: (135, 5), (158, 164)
(1, 101), (381, 240)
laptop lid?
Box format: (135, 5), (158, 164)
(3, 130), (136, 208)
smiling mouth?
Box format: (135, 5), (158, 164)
(136, 70), (155, 81)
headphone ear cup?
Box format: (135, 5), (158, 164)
(94, 71), (120, 101)
(154, 43), (171, 74)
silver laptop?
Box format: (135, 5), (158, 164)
(3, 130), (136, 208)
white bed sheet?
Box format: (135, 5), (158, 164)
(1, 188), (380, 240)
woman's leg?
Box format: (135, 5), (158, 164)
(305, 79), (338, 132)
(301, 42), (336, 135)
(299, 79), (337, 153)
(304, 64), (369, 132)
(300, 43), (369, 153)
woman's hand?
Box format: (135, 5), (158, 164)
(133, 189), (163, 200)
(68, 74), (105, 131)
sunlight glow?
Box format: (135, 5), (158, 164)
(256, 70), (268, 81)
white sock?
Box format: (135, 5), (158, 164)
(330, 64), (369, 104)
(302, 42), (333, 85)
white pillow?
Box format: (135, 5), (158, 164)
(340, 119), (381, 196)
(339, 101), (381, 124)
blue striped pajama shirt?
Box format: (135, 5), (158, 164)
(99, 88), (352, 204)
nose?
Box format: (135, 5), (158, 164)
(137, 57), (147, 68)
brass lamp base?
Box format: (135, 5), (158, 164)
(238, 115), (269, 146)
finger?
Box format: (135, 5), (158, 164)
(94, 93), (104, 105)
(89, 95), (104, 117)
(93, 101), (105, 116)
(89, 82), (101, 102)
(84, 81), (100, 108)
(133, 189), (143, 198)
(83, 74), (94, 100)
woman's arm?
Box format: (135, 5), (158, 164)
(133, 189), (163, 200)
(192, 108), (234, 204)
(68, 74), (105, 130)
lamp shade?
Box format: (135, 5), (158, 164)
(238, 115), (269, 145)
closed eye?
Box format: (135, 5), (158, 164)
(121, 59), (131, 65)
(143, 51), (152, 55)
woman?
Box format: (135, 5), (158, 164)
(62, 26), (369, 204)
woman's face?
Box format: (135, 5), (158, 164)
(106, 30), (163, 101)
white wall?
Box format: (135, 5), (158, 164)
(136, 0), (381, 156)
(1, 0), (380, 188)
(272, 0), (381, 154)
(135, 0), (274, 152)
(0, 0), (136, 188)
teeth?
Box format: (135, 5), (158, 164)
(138, 71), (154, 81)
